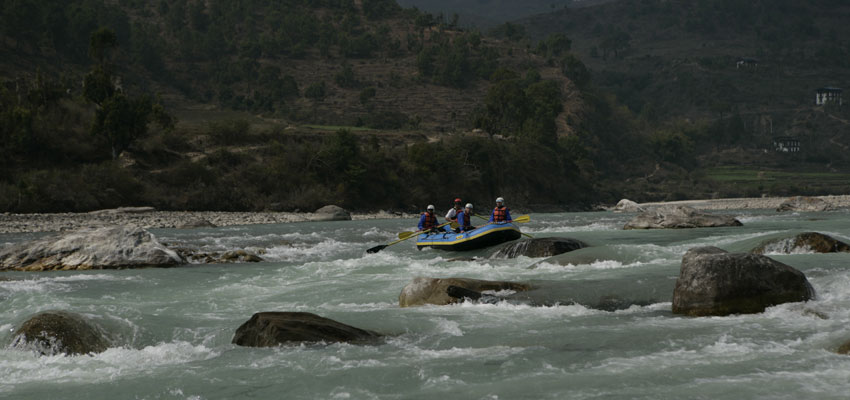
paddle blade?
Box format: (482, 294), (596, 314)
(398, 231), (417, 240)
(366, 244), (388, 254)
(513, 215), (530, 223)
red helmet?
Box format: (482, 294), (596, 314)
(454, 198), (462, 203)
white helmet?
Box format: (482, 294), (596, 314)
(465, 203), (473, 209)
(496, 197), (505, 204)
(427, 204), (435, 211)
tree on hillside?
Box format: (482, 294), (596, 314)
(362, 0), (401, 20)
(82, 28), (172, 159)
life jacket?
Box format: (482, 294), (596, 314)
(421, 212), (437, 229)
(460, 211), (471, 227)
(492, 206), (509, 222)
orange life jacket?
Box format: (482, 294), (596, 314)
(460, 211), (471, 227)
(493, 206), (509, 222)
(421, 212), (437, 229)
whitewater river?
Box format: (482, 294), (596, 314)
(2, 210), (850, 399)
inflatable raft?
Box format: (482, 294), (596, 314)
(416, 222), (522, 251)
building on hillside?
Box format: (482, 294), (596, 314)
(773, 136), (800, 153)
(736, 57), (759, 69)
(815, 87), (843, 105)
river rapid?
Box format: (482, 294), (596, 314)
(2, 210), (850, 399)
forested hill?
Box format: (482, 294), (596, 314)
(393, 0), (618, 28)
(1, 0), (642, 213)
(518, 0), (850, 169)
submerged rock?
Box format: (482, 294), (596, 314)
(751, 232), (850, 254)
(173, 248), (264, 263)
(11, 311), (109, 355)
(399, 277), (532, 307)
(624, 205), (742, 230)
(672, 247), (814, 316)
(175, 218), (217, 229)
(491, 237), (587, 259)
(232, 312), (381, 346)
(0, 225), (184, 271)
(313, 205), (351, 221)
(776, 196), (834, 212)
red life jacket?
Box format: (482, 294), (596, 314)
(421, 212), (437, 229)
(493, 206), (509, 222)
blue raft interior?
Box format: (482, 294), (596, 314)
(416, 222), (521, 251)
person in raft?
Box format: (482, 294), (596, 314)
(489, 197), (513, 224)
(445, 197), (463, 222)
(457, 203), (476, 232)
(418, 205), (443, 233)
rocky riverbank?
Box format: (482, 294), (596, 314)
(3, 195), (850, 234)
(0, 208), (416, 234)
(637, 195), (850, 211)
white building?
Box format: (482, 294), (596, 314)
(816, 87), (842, 105)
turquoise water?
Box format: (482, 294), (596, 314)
(3, 211), (850, 399)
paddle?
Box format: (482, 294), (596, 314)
(398, 221), (459, 239)
(368, 221), (451, 254)
(474, 213), (534, 238)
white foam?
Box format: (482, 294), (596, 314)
(0, 341), (217, 387)
(0, 274), (135, 294)
(431, 318), (463, 336)
(264, 238), (359, 262)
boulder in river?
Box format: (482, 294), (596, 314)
(232, 312), (381, 346)
(399, 277), (532, 307)
(672, 246), (815, 316)
(0, 225), (184, 271)
(491, 237), (588, 259)
(751, 232), (850, 254)
(612, 199), (645, 213)
(776, 196), (834, 212)
(87, 206), (156, 215)
(11, 311), (109, 355)
(624, 205), (742, 230)
(313, 205), (352, 221)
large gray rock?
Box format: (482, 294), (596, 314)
(752, 232), (850, 254)
(0, 225), (184, 271)
(232, 312), (381, 346)
(776, 196), (834, 212)
(672, 247), (815, 316)
(87, 206), (156, 215)
(612, 199), (645, 213)
(624, 205), (742, 230)
(11, 311), (109, 355)
(491, 237), (588, 259)
(399, 277), (532, 307)
(313, 205), (351, 221)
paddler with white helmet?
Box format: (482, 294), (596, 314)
(456, 203), (476, 232)
(489, 197), (513, 223)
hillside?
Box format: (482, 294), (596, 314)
(1, 0), (627, 213)
(519, 0), (850, 167)
(394, 0), (618, 28)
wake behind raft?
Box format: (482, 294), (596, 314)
(416, 222), (521, 251)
